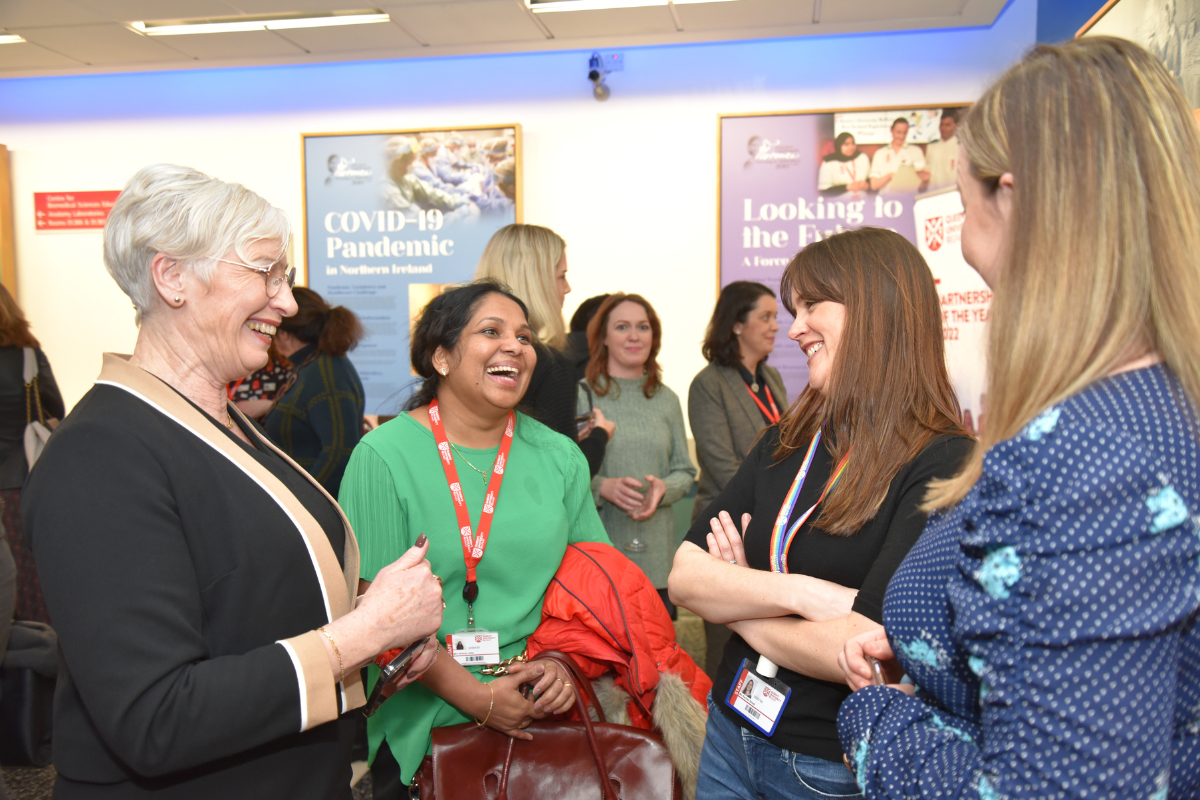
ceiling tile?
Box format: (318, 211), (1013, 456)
(0, 0), (108, 28)
(272, 20), (421, 52)
(389, 1), (544, 45)
(537, 6), (676, 38)
(156, 29), (308, 58)
(69, 0), (244, 23)
(820, 0), (965, 24)
(676, 0), (813, 31)
(0, 42), (87, 69)
(11, 23), (192, 65)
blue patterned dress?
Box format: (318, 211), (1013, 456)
(837, 364), (1200, 798)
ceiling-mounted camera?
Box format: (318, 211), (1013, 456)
(588, 53), (610, 101)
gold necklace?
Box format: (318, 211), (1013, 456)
(450, 443), (493, 482)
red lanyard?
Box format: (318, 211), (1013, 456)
(746, 382), (781, 425)
(428, 399), (515, 608)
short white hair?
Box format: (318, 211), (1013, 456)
(103, 164), (291, 324)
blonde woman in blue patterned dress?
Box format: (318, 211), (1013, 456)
(837, 38), (1200, 799)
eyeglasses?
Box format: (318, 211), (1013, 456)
(220, 258), (297, 297)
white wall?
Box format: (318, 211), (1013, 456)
(0, 0), (1035, 416)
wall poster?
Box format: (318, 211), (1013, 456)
(719, 107), (989, 435)
(1081, 0), (1200, 112)
(302, 125), (521, 415)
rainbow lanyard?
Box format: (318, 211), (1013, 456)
(768, 430), (852, 573)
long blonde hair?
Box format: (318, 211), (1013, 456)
(475, 224), (567, 348)
(926, 37), (1200, 508)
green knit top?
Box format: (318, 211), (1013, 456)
(338, 411), (610, 782)
(583, 376), (696, 586)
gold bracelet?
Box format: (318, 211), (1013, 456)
(475, 683), (494, 727)
(317, 626), (345, 685)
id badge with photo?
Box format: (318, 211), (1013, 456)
(446, 630), (501, 666)
(725, 658), (791, 736)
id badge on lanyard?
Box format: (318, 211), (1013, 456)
(724, 429), (851, 734)
(726, 658), (792, 736)
(428, 399), (515, 630)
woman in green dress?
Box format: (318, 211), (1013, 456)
(339, 280), (611, 793)
(584, 293), (696, 615)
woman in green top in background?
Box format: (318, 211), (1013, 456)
(585, 293), (696, 616)
(339, 280), (611, 794)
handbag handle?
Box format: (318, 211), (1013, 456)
(496, 651), (619, 800)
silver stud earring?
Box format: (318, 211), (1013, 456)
(439, 367), (448, 376)
(174, 296), (182, 305)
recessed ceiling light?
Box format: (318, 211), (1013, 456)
(131, 10), (390, 36)
(528, 0), (739, 11)
(0, 33), (26, 45)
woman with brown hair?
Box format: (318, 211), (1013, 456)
(263, 286), (365, 496)
(586, 293), (695, 615)
(837, 38), (1200, 799)
(0, 284), (63, 623)
(668, 227), (971, 800)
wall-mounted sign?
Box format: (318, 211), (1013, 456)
(34, 191), (120, 232)
(302, 125), (521, 415)
(718, 106), (987, 435)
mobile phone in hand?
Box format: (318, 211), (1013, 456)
(864, 655), (886, 687)
(364, 636), (430, 717)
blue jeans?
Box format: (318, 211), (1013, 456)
(697, 693), (862, 800)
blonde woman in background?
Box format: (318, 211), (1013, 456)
(476, 223), (613, 475)
(837, 38), (1200, 798)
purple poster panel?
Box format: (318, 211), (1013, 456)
(720, 107), (967, 401)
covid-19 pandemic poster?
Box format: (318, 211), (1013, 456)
(303, 125), (521, 415)
(719, 108), (989, 435)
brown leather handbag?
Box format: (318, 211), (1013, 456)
(412, 651), (682, 800)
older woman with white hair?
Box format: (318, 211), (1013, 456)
(22, 164), (444, 800)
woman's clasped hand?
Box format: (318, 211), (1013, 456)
(476, 659), (578, 740)
(599, 474), (667, 520)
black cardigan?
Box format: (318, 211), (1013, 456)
(23, 355), (364, 799)
(520, 342), (608, 476)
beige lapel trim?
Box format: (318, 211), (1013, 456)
(96, 353), (364, 710)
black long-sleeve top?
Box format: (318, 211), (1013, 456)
(685, 428), (972, 762)
(0, 346), (64, 490)
(23, 355), (362, 799)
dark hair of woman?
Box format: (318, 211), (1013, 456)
(777, 227), (970, 535)
(701, 281), (775, 368)
(404, 279), (530, 411)
(279, 286), (364, 358)
(0, 284), (39, 348)
(823, 132), (858, 163)
(569, 293), (611, 333)
(585, 292), (663, 400)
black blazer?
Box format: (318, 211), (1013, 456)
(23, 355), (364, 799)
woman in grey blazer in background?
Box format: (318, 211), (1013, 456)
(687, 281), (787, 676)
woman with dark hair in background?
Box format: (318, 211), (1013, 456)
(687, 280), (787, 676)
(564, 293), (611, 383)
(339, 279), (609, 794)
(475, 224), (613, 476)
(817, 133), (870, 195)
(669, 228), (971, 800)
(0, 284), (63, 624)
(264, 286), (365, 497)
(587, 293), (695, 616)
